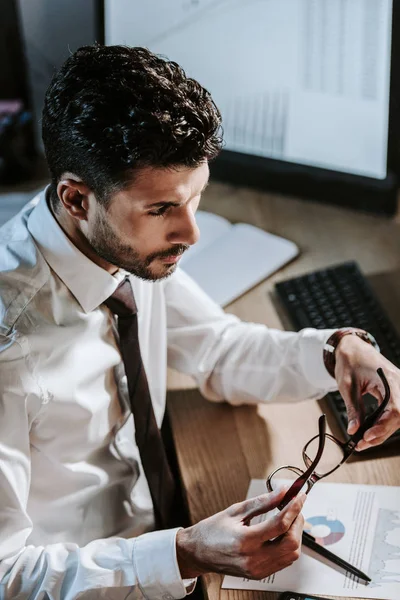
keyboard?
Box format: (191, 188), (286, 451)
(275, 261), (400, 449)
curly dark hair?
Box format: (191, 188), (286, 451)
(42, 44), (223, 211)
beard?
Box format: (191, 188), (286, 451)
(86, 208), (188, 281)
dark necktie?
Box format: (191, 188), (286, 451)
(104, 277), (176, 529)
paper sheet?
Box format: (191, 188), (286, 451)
(179, 211), (299, 306)
(222, 479), (400, 599)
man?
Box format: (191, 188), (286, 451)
(0, 44), (398, 600)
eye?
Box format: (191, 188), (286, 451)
(148, 205), (171, 217)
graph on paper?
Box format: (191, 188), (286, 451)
(222, 479), (400, 599)
(368, 508), (400, 588)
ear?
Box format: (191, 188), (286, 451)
(57, 177), (92, 221)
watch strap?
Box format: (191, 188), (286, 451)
(323, 327), (379, 378)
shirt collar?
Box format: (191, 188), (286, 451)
(27, 188), (127, 313)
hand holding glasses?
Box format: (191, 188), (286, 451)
(265, 368), (390, 584)
(266, 367), (390, 509)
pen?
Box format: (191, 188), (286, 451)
(302, 530), (371, 583)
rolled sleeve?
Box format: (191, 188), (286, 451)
(166, 269), (339, 405)
(134, 528), (189, 600)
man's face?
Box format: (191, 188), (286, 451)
(84, 162), (209, 281)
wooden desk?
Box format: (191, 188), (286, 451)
(167, 183), (400, 600)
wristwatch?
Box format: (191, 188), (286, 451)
(323, 327), (380, 378)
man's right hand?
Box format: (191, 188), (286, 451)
(176, 488), (306, 580)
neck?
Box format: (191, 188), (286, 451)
(49, 200), (119, 276)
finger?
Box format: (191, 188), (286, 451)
(339, 376), (362, 434)
(363, 417), (392, 443)
(360, 404), (399, 447)
(279, 511), (304, 547)
(237, 487), (289, 522)
(356, 433), (390, 452)
(250, 492), (306, 541)
(357, 436), (384, 452)
(268, 511), (304, 554)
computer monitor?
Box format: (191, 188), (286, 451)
(103, 0), (399, 214)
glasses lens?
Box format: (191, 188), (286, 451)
(268, 466), (311, 494)
(303, 435), (344, 475)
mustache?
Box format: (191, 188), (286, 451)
(146, 244), (190, 263)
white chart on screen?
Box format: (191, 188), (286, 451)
(105, 0), (393, 179)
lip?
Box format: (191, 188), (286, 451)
(159, 255), (182, 264)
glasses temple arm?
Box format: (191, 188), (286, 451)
(344, 367), (391, 450)
(279, 415), (327, 508)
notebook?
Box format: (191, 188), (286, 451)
(180, 210), (299, 306)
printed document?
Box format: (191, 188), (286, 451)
(222, 479), (400, 599)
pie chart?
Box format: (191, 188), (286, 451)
(304, 515), (345, 546)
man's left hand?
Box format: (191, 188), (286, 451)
(334, 335), (400, 450)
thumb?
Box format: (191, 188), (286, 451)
(340, 376), (362, 435)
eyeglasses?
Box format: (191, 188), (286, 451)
(266, 367), (390, 510)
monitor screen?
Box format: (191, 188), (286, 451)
(105, 0), (393, 180)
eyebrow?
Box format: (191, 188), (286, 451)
(145, 180), (209, 208)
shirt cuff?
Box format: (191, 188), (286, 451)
(183, 579), (197, 594)
(298, 327), (339, 390)
(134, 528), (189, 599)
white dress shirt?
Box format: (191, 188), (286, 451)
(0, 189), (337, 599)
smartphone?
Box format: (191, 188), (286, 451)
(278, 593), (328, 600)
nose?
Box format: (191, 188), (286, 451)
(168, 206), (200, 247)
